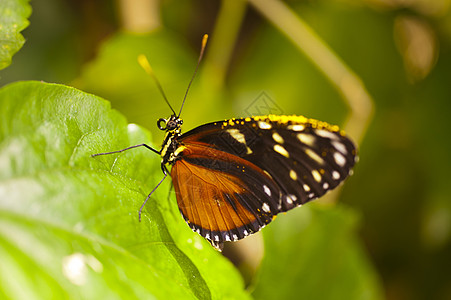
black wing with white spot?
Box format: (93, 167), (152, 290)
(178, 115), (357, 215)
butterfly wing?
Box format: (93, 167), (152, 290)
(171, 143), (281, 247)
(172, 115), (357, 245)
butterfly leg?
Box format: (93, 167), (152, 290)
(91, 143), (160, 157)
(138, 171), (168, 221)
(162, 164), (170, 175)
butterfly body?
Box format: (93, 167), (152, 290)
(158, 115), (183, 165)
(157, 114), (357, 249)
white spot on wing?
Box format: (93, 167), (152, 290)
(315, 129), (338, 140)
(332, 171), (341, 180)
(297, 133), (315, 146)
(287, 124), (305, 131)
(258, 121), (272, 129)
(263, 185), (271, 196)
(332, 141), (347, 154)
(286, 196), (293, 204)
(323, 183), (329, 189)
(303, 184), (311, 192)
(287, 194), (297, 204)
(262, 203), (271, 213)
(334, 152), (346, 167)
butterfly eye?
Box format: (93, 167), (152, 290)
(157, 118), (167, 130)
(167, 120), (177, 130)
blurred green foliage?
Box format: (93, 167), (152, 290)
(252, 205), (382, 300)
(1, 0), (451, 299)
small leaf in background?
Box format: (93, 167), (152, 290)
(0, 0), (31, 70)
(0, 81), (250, 299)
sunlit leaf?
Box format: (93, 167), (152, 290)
(0, 81), (250, 299)
(0, 0), (31, 70)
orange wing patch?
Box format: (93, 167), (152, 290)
(171, 145), (279, 243)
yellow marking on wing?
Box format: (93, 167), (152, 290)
(251, 115), (343, 133)
(272, 132), (284, 144)
(227, 129), (253, 154)
(312, 170), (322, 182)
(274, 144), (289, 157)
(174, 146), (187, 156)
(305, 149), (324, 165)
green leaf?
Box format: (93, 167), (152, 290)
(252, 204), (383, 300)
(0, 81), (250, 299)
(0, 0), (31, 70)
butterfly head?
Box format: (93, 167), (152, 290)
(157, 115), (183, 133)
(158, 115), (184, 165)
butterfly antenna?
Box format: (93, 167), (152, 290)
(178, 34), (208, 117)
(138, 54), (176, 115)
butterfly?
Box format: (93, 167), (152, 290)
(92, 35), (358, 250)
